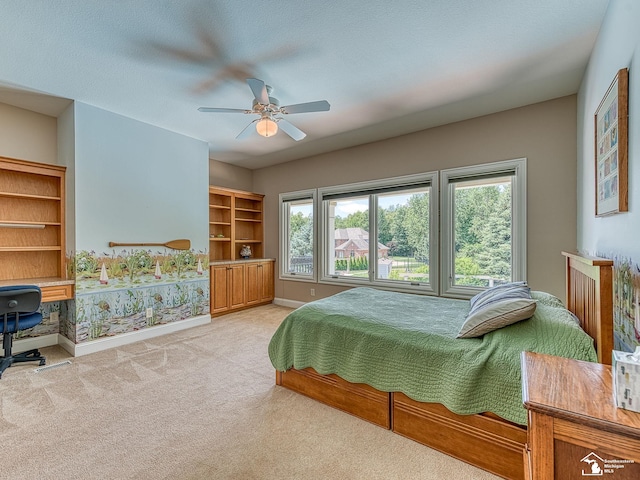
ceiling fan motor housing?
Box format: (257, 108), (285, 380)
(199, 78), (328, 141)
(252, 96), (280, 112)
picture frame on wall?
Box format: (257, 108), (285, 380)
(595, 67), (629, 216)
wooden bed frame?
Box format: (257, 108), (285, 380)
(275, 252), (614, 479)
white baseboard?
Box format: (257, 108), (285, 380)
(59, 314), (212, 357)
(57, 334), (77, 356)
(6, 333), (59, 356)
(273, 298), (306, 309)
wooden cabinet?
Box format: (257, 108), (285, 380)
(209, 186), (264, 261)
(245, 260), (274, 305)
(0, 156), (73, 300)
(522, 351), (640, 480)
(210, 260), (274, 316)
(210, 263), (245, 315)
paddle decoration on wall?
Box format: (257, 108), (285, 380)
(198, 78), (330, 141)
(108, 239), (191, 250)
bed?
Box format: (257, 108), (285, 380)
(268, 252), (614, 479)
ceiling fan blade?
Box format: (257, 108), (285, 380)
(277, 118), (307, 141)
(236, 120), (258, 139)
(246, 78), (270, 105)
(198, 107), (251, 113)
(280, 100), (330, 114)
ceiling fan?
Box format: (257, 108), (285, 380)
(198, 78), (330, 141)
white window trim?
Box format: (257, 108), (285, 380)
(318, 172), (438, 295)
(440, 158), (527, 299)
(279, 189), (317, 282)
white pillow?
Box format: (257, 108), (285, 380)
(458, 284), (536, 338)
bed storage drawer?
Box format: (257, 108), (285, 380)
(392, 392), (526, 480)
(276, 368), (391, 428)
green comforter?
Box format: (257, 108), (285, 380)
(268, 287), (597, 425)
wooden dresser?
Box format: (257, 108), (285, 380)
(522, 351), (640, 479)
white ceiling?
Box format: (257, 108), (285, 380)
(0, 1), (610, 169)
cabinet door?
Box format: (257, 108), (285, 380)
(245, 262), (261, 305)
(259, 261), (274, 302)
(211, 264), (230, 314)
(228, 264), (245, 309)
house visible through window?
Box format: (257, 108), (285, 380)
(325, 195), (370, 280)
(319, 173), (438, 294)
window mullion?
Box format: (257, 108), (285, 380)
(370, 194), (377, 283)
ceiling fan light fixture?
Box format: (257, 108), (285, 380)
(256, 117), (278, 137)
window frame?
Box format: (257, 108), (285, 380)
(318, 172), (439, 295)
(440, 158), (527, 299)
(279, 189), (317, 283)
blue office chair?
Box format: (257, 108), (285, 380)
(0, 285), (46, 379)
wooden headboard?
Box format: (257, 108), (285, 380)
(562, 251), (614, 364)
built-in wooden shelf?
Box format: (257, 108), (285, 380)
(0, 156), (70, 298)
(209, 186), (264, 261)
(0, 191), (61, 201)
(0, 246), (62, 251)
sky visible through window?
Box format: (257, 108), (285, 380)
(333, 194), (412, 217)
(293, 195), (413, 218)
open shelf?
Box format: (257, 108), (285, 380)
(209, 186), (264, 261)
(0, 156), (67, 284)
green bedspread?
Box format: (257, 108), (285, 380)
(268, 287), (597, 425)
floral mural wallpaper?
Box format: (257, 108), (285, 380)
(62, 248), (209, 344)
(612, 256), (640, 352)
(15, 244), (210, 348)
(16, 301), (67, 340)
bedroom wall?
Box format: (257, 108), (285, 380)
(63, 102), (211, 352)
(253, 95), (578, 304)
(577, 0), (640, 352)
(0, 101), (57, 164)
(209, 158), (253, 191)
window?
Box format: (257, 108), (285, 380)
(279, 190), (316, 281)
(279, 159), (526, 299)
(318, 173), (438, 294)
(440, 158), (527, 298)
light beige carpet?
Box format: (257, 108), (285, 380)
(0, 304), (499, 479)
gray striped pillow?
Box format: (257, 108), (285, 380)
(469, 281), (528, 310)
(458, 283), (536, 338)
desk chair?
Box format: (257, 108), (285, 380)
(0, 285), (46, 379)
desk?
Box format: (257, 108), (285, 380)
(0, 277), (74, 302)
(522, 351), (640, 479)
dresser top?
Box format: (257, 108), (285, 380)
(522, 351), (640, 439)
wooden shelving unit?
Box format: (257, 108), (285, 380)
(209, 186), (264, 261)
(0, 156), (72, 301)
(208, 186), (272, 315)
